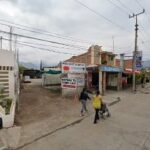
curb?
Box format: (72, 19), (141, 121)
(13, 98), (121, 150)
(14, 118), (84, 150)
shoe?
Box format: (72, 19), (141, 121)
(93, 122), (97, 124)
(80, 114), (84, 117)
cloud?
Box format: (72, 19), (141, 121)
(0, 0), (150, 66)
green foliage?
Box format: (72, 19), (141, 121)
(0, 86), (4, 99)
(19, 65), (28, 74)
(0, 98), (12, 115)
(135, 74), (141, 84)
(0, 86), (12, 115)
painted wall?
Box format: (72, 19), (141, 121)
(0, 49), (18, 127)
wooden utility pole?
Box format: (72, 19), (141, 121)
(0, 36), (2, 50)
(129, 9), (145, 92)
(9, 26), (13, 51)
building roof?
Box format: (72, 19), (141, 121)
(101, 51), (116, 56)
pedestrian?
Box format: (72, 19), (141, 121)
(79, 88), (91, 116)
(92, 91), (102, 124)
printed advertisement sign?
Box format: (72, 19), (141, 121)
(61, 78), (77, 89)
(68, 73), (85, 87)
(135, 51), (142, 69)
(62, 62), (86, 73)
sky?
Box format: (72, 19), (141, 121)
(0, 0), (150, 67)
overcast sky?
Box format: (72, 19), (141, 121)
(0, 0), (150, 67)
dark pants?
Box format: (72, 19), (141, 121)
(94, 108), (100, 123)
(81, 100), (87, 114)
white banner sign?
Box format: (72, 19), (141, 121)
(61, 78), (77, 89)
(62, 62), (86, 73)
(68, 73), (85, 86)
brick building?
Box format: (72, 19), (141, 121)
(64, 45), (122, 94)
(65, 45), (102, 65)
(116, 59), (132, 69)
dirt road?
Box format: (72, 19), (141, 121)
(16, 79), (80, 125)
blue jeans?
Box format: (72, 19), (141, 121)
(81, 100), (87, 114)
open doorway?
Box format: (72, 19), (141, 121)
(92, 72), (99, 89)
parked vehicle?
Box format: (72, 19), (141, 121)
(23, 76), (31, 83)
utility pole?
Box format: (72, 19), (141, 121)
(129, 9), (145, 92)
(0, 36), (2, 50)
(9, 26), (13, 51)
(14, 35), (17, 54)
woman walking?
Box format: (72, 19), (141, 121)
(79, 88), (91, 116)
(92, 91), (102, 124)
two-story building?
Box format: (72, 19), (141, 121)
(65, 45), (122, 94)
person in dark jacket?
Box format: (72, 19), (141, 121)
(79, 88), (91, 116)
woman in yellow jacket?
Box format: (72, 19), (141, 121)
(92, 91), (102, 124)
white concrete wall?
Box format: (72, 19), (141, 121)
(0, 49), (18, 127)
(0, 49), (15, 66)
(42, 73), (61, 86)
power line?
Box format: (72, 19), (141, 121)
(106, 0), (129, 15)
(134, 0), (150, 25)
(0, 19), (94, 45)
(1, 36), (86, 52)
(73, 0), (127, 30)
(0, 29), (88, 49)
(112, 0), (149, 45)
(115, 0), (133, 14)
(2, 37), (76, 55)
(17, 40), (86, 51)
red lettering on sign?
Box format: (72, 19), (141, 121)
(63, 66), (70, 71)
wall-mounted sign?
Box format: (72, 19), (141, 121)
(62, 62), (86, 73)
(135, 51), (142, 70)
(61, 78), (77, 89)
(100, 66), (121, 72)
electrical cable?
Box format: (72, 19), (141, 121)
(0, 19), (94, 44)
(2, 37), (77, 55)
(0, 29), (88, 49)
(73, 0), (127, 30)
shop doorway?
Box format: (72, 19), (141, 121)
(92, 72), (99, 89)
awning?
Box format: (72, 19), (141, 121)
(99, 66), (122, 72)
(124, 68), (141, 74)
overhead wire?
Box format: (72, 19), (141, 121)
(0, 29), (88, 49)
(134, 0), (150, 25)
(0, 19), (94, 45)
(73, 0), (127, 30)
(112, 0), (149, 54)
(106, 0), (129, 15)
(2, 37), (77, 55)
(1, 36), (86, 52)
(115, 0), (133, 14)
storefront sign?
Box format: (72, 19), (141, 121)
(61, 78), (77, 89)
(100, 66), (121, 72)
(62, 62), (86, 73)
